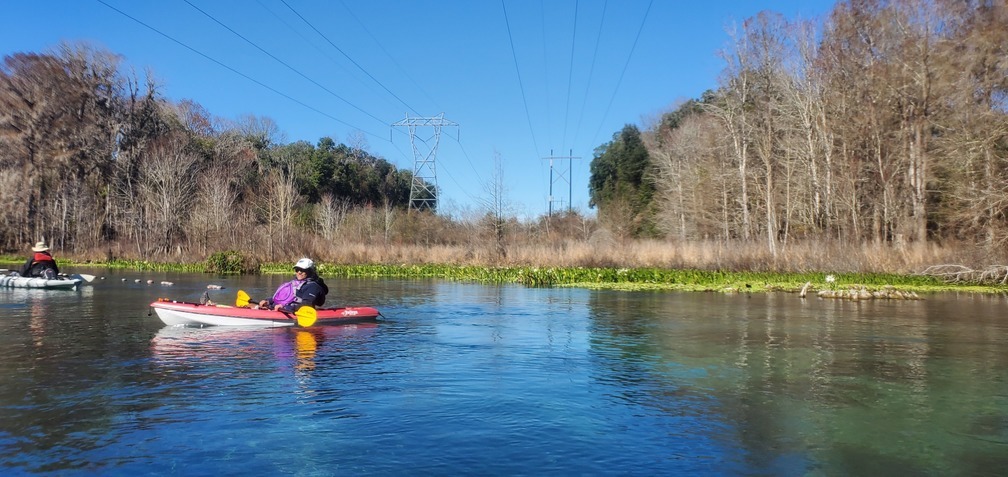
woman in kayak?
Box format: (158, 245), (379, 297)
(19, 240), (60, 278)
(258, 257), (329, 312)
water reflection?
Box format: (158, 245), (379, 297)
(150, 324), (378, 370)
(294, 330), (318, 371)
(2, 271), (1007, 475)
(585, 290), (1008, 474)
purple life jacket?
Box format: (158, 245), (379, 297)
(271, 279), (303, 306)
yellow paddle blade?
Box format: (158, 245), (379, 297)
(296, 306), (317, 327)
(236, 289), (251, 307)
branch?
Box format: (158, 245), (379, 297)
(919, 264), (1008, 284)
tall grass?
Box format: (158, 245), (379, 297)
(4, 237), (997, 275)
(302, 238), (998, 275)
(6, 205), (1005, 291)
(2, 240), (1000, 292)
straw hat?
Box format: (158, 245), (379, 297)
(32, 240), (50, 252)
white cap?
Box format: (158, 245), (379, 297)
(294, 257), (315, 270)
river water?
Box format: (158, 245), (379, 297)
(0, 270), (1005, 475)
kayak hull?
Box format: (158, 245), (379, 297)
(0, 275), (82, 289)
(150, 300), (380, 327)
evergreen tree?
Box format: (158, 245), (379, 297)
(588, 124), (655, 237)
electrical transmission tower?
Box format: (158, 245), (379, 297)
(543, 149), (580, 216)
(392, 113), (458, 212)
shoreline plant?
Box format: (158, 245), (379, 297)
(3, 255), (1003, 295)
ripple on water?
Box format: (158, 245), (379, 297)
(2, 279), (1007, 475)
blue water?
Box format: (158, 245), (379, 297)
(1, 271), (1006, 475)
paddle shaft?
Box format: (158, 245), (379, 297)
(236, 290), (315, 326)
(237, 290), (274, 309)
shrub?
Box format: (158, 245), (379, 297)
(206, 250), (260, 275)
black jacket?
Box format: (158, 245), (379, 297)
(20, 252), (59, 278)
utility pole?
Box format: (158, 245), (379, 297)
(392, 113), (458, 212)
(542, 149), (580, 216)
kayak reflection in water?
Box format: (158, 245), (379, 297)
(294, 330), (319, 371)
(255, 258), (329, 313)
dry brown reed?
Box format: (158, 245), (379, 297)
(300, 235), (1000, 275)
(66, 205), (1005, 275)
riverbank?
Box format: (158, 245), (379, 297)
(3, 256), (1004, 296)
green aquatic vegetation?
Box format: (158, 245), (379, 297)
(3, 254), (1003, 294)
(97, 259), (205, 273)
(260, 263), (992, 295)
(0, 257), (209, 273)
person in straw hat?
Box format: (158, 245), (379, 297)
(19, 239), (60, 278)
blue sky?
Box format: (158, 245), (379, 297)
(2, 0), (836, 219)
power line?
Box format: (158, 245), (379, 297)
(438, 160), (482, 206)
(180, 0), (388, 127)
(591, 0), (653, 146)
(253, 0), (411, 127)
(449, 135), (485, 186)
(337, 0), (441, 113)
(95, 0), (388, 142)
(279, 0), (421, 117)
(571, 0), (607, 148)
(539, 0), (552, 149)
(253, 0), (377, 102)
(561, 0), (578, 151)
(501, 0), (541, 157)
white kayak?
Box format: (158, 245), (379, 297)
(0, 275), (83, 289)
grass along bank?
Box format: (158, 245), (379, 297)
(306, 264), (993, 295)
(3, 255), (1002, 296)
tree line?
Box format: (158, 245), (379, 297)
(3, 0), (1005, 270)
(590, 0), (1008, 257)
(0, 42), (429, 260)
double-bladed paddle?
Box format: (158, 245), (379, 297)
(236, 289), (253, 307)
(236, 289), (317, 327)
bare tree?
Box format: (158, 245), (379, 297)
(235, 114), (284, 151)
(139, 135), (199, 255)
(647, 113), (728, 240)
(0, 52), (63, 247)
(891, 0), (947, 243)
(346, 130), (371, 165)
(256, 148), (304, 259)
(174, 99), (215, 138)
(0, 43), (126, 251)
(479, 151), (510, 260)
(711, 21), (756, 242)
(190, 161), (240, 254)
(933, 0), (1008, 248)
(710, 13), (794, 255)
(381, 199), (397, 244)
(317, 193), (351, 241)
(783, 18), (835, 235)
(745, 12), (793, 256)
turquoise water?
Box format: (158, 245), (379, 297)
(0, 271), (1006, 475)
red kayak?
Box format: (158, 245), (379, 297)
(151, 299), (380, 327)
